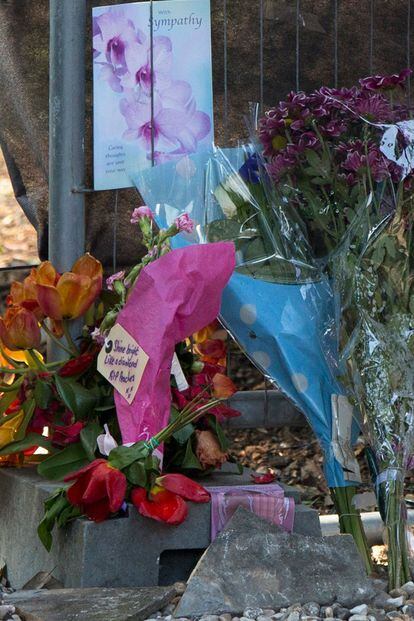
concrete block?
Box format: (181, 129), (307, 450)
(0, 465), (320, 589)
(227, 390), (305, 429)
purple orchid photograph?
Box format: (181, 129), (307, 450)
(93, 1), (213, 190)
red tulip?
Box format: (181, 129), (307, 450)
(196, 339), (226, 362)
(251, 469), (276, 484)
(65, 459), (126, 522)
(0, 306), (41, 350)
(51, 421), (84, 447)
(131, 474), (210, 525)
(131, 487), (188, 525)
(155, 474), (210, 502)
(58, 352), (95, 377)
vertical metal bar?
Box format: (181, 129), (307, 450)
(223, 0), (229, 144)
(333, 0), (338, 88)
(150, 0), (155, 166)
(113, 190), (119, 273)
(49, 0), (86, 272)
(369, 0), (374, 74)
(259, 0), (264, 113)
(407, 0), (412, 108)
(49, 0), (86, 358)
(295, 0), (300, 91)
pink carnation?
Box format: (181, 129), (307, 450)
(130, 206), (154, 223)
(174, 213), (194, 233)
(106, 270), (125, 291)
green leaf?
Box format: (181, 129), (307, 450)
(181, 439), (203, 470)
(54, 376), (97, 420)
(37, 490), (70, 552)
(0, 432), (54, 456)
(125, 461), (148, 487)
(0, 390), (19, 416)
(172, 423), (195, 445)
(37, 442), (88, 481)
(108, 442), (148, 470)
(14, 399), (36, 441)
(80, 422), (102, 461)
(34, 380), (52, 409)
(56, 503), (82, 528)
(208, 416), (229, 451)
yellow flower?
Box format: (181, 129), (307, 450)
(0, 410), (25, 450)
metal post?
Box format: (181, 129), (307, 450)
(48, 0), (86, 358)
(49, 0), (86, 272)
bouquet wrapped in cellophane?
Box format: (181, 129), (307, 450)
(256, 70), (414, 588)
(134, 69), (414, 585)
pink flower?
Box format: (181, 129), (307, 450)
(106, 270), (125, 291)
(359, 69), (412, 91)
(130, 206), (154, 223)
(120, 82), (211, 155)
(174, 213), (194, 233)
(122, 36), (172, 94)
(93, 9), (141, 67)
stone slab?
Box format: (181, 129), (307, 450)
(227, 390), (305, 429)
(0, 466), (318, 588)
(4, 587), (176, 621)
(175, 508), (375, 617)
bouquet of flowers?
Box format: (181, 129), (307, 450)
(0, 210), (238, 549)
(256, 69), (414, 588)
(133, 69), (414, 586)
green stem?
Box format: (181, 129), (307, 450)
(381, 478), (411, 590)
(331, 486), (373, 575)
(0, 344), (20, 368)
(41, 322), (74, 357)
(27, 349), (47, 371)
(62, 320), (80, 356)
(0, 376), (24, 392)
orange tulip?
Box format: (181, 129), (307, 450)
(212, 372), (237, 399)
(0, 306), (41, 350)
(8, 261), (58, 320)
(36, 254), (103, 320)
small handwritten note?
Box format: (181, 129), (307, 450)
(97, 324), (149, 404)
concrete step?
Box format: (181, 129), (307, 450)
(0, 465), (320, 589)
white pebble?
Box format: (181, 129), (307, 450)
(0, 605), (15, 620)
(348, 615), (368, 621)
(244, 610), (264, 620)
(200, 616), (220, 621)
(219, 615), (232, 621)
(386, 596), (406, 608)
(402, 581), (414, 596)
(324, 607), (334, 618)
(350, 605), (368, 615)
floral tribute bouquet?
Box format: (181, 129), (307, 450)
(0, 210), (238, 550)
(256, 69), (414, 588)
(134, 69), (414, 585)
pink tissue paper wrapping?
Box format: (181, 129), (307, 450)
(207, 483), (296, 540)
(114, 242), (235, 446)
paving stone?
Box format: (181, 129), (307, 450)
(175, 508), (375, 617)
(4, 586), (176, 621)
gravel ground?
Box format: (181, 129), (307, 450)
(141, 579), (414, 621)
